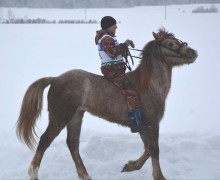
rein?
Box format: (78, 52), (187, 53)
(123, 48), (144, 71)
(123, 47), (145, 71)
(123, 48), (136, 71)
(128, 48), (143, 59)
(125, 37), (188, 70)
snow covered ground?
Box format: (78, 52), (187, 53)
(0, 4), (220, 179)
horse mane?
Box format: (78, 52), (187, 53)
(133, 28), (174, 91)
(155, 27), (175, 42)
(133, 40), (157, 91)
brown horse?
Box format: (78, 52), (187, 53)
(16, 28), (198, 180)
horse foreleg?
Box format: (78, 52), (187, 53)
(148, 125), (166, 180)
(28, 121), (65, 180)
(121, 132), (150, 172)
(66, 110), (91, 180)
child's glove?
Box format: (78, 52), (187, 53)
(124, 39), (135, 48)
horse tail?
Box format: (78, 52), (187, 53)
(16, 77), (55, 150)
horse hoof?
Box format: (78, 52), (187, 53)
(121, 164), (132, 172)
(28, 165), (39, 180)
(81, 175), (92, 180)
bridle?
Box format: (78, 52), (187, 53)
(157, 37), (188, 66)
(124, 37), (188, 70)
(158, 37), (188, 57)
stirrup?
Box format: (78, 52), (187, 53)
(129, 109), (151, 133)
(130, 123), (152, 133)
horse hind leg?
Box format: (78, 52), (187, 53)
(66, 110), (91, 180)
(28, 116), (67, 179)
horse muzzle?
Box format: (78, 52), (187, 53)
(184, 49), (198, 63)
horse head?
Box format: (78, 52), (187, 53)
(152, 27), (198, 66)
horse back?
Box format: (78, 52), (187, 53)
(47, 69), (129, 126)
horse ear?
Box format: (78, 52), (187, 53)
(153, 32), (158, 40)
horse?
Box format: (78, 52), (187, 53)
(16, 28), (198, 180)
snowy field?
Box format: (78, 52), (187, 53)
(0, 4), (220, 180)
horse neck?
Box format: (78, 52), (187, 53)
(129, 58), (172, 100)
(150, 59), (172, 99)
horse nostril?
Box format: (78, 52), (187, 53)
(193, 50), (197, 55)
(192, 50), (198, 58)
(186, 49), (198, 59)
(189, 49), (197, 56)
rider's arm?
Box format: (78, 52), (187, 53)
(101, 36), (127, 59)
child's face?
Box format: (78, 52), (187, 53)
(108, 24), (117, 34)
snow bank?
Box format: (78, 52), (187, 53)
(0, 130), (220, 179)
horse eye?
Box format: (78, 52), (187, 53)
(168, 43), (173, 47)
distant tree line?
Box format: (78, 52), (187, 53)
(192, 5), (218, 13)
(0, 0), (220, 8)
(0, 8), (98, 23)
(0, 18), (98, 24)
